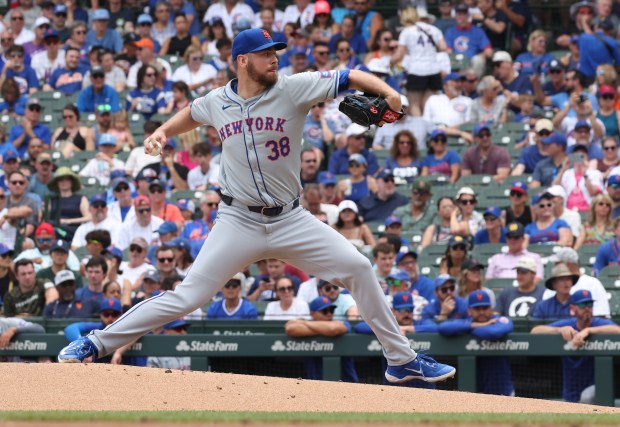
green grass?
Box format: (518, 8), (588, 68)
(0, 411), (619, 424)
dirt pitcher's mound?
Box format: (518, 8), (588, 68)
(0, 364), (618, 413)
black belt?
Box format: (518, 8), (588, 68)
(220, 194), (299, 217)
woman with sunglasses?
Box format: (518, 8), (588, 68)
(364, 29), (396, 65)
(421, 196), (455, 249)
(504, 181), (532, 227)
(514, 30), (555, 78)
(524, 193), (572, 246)
(336, 154), (377, 203)
(264, 276), (311, 320)
(558, 146), (604, 212)
(312, 1), (339, 44)
(126, 64), (166, 120)
(45, 167), (90, 241)
(334, 38), (360, 70)
(439, 236), (468, 278)
(574, 194), (615, 250)
(383, 130), (420, 183)
(420, 129), (461, 184)
(52, 104), (94, 158)
(0, 241), (15, 299)
(171, 45), (217, 98)
(596, 85), (620, 137)
(118, 237), (150, 291)
(333, 200), (376, 251)
(456, 258), (495, 308)
(598, 136), (620, 176)
(451, 187), (484, 239)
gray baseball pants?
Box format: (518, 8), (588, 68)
(88, 203), (417, 366)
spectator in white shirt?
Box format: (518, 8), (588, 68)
(264, 276), (311, 320)
(118, 236), (151, 290)
(187, 143), (220, 190)
(79, 134), (126, 186)
(171, 45), (217, 98)
(202, 0), (255, 39)
(107, 177), (136, 224)
(71, 194), (122, 249)
(423, 73), (473, 141)
(116, 195), (164, 249)
(282, 0), (314, 29)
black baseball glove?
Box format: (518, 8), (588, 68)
(339, 94), (405, 127)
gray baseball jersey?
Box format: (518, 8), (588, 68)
(190, 70), (344, 206)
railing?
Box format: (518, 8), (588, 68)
(1, 333), (618, 406)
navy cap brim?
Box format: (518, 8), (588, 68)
(469, 302), (491, 308)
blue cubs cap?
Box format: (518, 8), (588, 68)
(434, 274), (455, 289)
(232, 28), (287, 61)
(89, 194), (107, 206)
(290, 46), (307, 56)
(112, 177), (130, 190)
(384, 215), (401, 227)
(105, 246), (123, 261)
(396, 251), (417, 264)
(43, 28), (59, 39)
(443, 72), (463, 83)
(137, 13), (153, 24)
(532, 191), (553, 205)
(99, 133), (117, 146)
(348, 153), (367, 165)
(377, 169), (395, 180)
(318, 171), (336, 185)
(574, 120), (591, 130)
(54, 4), (67, 14)
(387, 269), (411, 283)
(177, 199), (196, 212)
(510, 181), (528, 194)
(3, 149), (18, 161)
(158, 221), (178, 235)
(169, 237), (192, 252)
(110, 170), (126, 180)
(99, 297), (122, 313)
(473, 122), (490, 135)
(164, 318), (189, 330)
(483, 206), (502, 219)
(392, 291), (414, 310)
(430, 129), (446, 140)
(541, 132), (567, 148)
(468, 290), (491, 308)
(608, 175), (620, 185)
(570, 35), (579, 44)
(93, 8), (110, 20)
(569, 289), (594, 305)
(448, 235), (466, 247)
(309, 296), (336, 312)
(0, 243), (13, 256)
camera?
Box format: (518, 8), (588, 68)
(578, 94), (588, 104)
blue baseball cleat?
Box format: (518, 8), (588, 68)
(57, 336), (99, 363)
(385, 353), (456, 383)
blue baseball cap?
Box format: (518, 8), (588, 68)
(54, 4), (67, 14)
(510, 181), (528, 194)
(99, 297), (122, 313)
(483, 206), (502, 219)
(574, 120), (591, 131)
(110, 169), (127, 180)
(434, 274), (455, 289)
(392, 292), (414, 310)
(396, 251), (417, 264)
(309, 296), (336, 312)
(93, 8), (110, 20)
(158, 221), (178, 235)
(169, 237), (192, 252)
(468, 290), (491, 308)
(443, 72), (463, 83)
(541, 132), (567, 148)
(569, 289), (594, 305)
(99, 133), (117, 146)
(430, 129), (446, 140)
(387, 269), (411, 283)
(43, 28), (60, 39)
(89, 194), (107, 206)
(0, 243), (13, 256)
(105, 246), (123, 261)
(137, 13), (153, 24)
(376, 169), (395, 180)
(608, 175), (620, 186)
(3, 149), (18, 161)
(111, 177), (130, 191)
(177, 199), (196, 212)
(473, 122), (490, 135)
(384, 215), (401, 227)
(232, 28), (287, 61)
(290, 46), (307, 56)
(532, 192), (553, 205)
(318, 171), (336, 185)
(348, 153), (367, 166)
(163, 318), (189, 330)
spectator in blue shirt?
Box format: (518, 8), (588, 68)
(46, 47), (88, 94)
(77, 66), (120, 114)
(530, 132), (569, 189)
(474, 207), (507, 244)
(514, 30), (555, 78)
(0, 77), (28, 117)
(533, 264), (578, 319)
(206, 273), (258, 320)
(492, 50), (533, 111)
(438, 290), (514, 395)
(593, 216), (620, 274)
(328, 123), (378, 176)
(531, 290), (620, 403)
(328, 15), (367, 55)
(86, 9), (123, 54)
(0, 45), (39, 95)
(126, 63), (166, 121)
(394, 252), (434, 302)
(8, 99), (52, 158)
(43, 270), (99, 319)
(577, 19), (620, 85)
(357, 169), (409, 223)
(445, 4), (492, 75)
(420, 275), (469, 324)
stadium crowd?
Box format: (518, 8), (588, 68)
(1, 0), (620, 403)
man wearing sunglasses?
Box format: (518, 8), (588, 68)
(357, 169), (408, 223)
(530, 132), (569, 189)
(43, 270), (97, 319)
(317, 280), (357, 321)
(117, 195), (164, 250)
(420, 275), (468, 324)
(71, 194), (121, 250)
(13, 222), (79, 272)
(207, 273), (258, 319)
(36, 238), (83, 290)
(23, 17), (51, 56)
(392, 180), (433, 232)
(180, 190), (220, 251)
(496, 256), (544, 318)
(3, 170), (39, 238)
(107, 177), (136, 224)
(462, 123), (511, 183)
(605, 175), (620, 219)
(7, 99), (50, 158)
(511, 118), (551, 176)
(285, 295), (359, 382)
(76, 67), (121, 114)
(117, 237), (150, 289)
(328, 123), (378, 176)
(486, 222), (544, 281)
(531, 290), (620, 403)
(438, 290), (515, 396)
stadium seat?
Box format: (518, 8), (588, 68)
(485, 278), (518, 289)
(577, 245), (600, 267)
(456, 175), (494, 188)
(471, 243), (507, 263)
(598, 265), (620, 283)
(169, 190), (203, 203)
(607, 289), (620, 316)
(527, 245), (560, 257)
